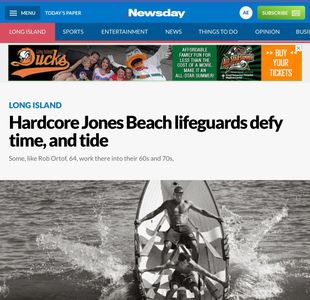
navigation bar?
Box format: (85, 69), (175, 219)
(55, 23), (310, 41)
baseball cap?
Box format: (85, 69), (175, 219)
(174, 186), (184, 194)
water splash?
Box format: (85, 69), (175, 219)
(0, 281), (9, 298)
(36, 215), (128, 283)
(102, 287), (140, 300)
(247, 207), (288, 250)
(282, 259), (310, 279)
(221, 206), (289, 300)
(95, 214), (110, 245)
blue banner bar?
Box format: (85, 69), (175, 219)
(1, 2), (309, 41)
(0, 2), (309, 23)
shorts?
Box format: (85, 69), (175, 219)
(170, 271), (198, 291)
(165, 225), (196, 248)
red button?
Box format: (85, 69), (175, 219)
(0, 23), (55, 42)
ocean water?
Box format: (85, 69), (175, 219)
(0, 181), (309, 300)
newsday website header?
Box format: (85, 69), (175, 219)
(0, 2), (310, 41)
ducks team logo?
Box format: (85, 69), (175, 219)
(10, 47), (70, 78)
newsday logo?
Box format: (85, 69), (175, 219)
(128, 8), (186, 19)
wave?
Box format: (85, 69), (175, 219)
(282, 259), (310, 279)
(221, 206), (289, 300)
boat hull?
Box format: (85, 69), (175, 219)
(135, 180), (229, 300)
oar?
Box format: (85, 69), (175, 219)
(140, 214), (167, 256)
(188, 218), (222, 259)
(145, 247), (178, 299)
(203, 276), (222, 300)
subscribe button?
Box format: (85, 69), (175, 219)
(258, 6), (305, 20)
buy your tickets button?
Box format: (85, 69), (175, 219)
(258, 6), (305, 20)
(261, 45), (302, 81)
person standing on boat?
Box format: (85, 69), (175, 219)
(135, 186), (223, 263)
(140, 252), (227, 300)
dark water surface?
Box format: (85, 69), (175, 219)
(0, 181), (309, 300)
